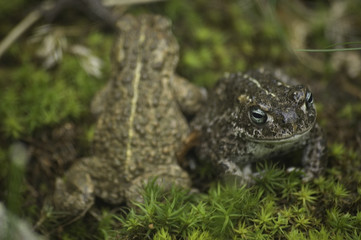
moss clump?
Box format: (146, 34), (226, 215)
(0, 32), (112, 138)
(111, 164), (361, 239)
(112, 180), (262, 239)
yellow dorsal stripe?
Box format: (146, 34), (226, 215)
(125, 26), (145, 173)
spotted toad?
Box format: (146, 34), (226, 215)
(191, 69), (327, 183)
(53, 14), (205, 214)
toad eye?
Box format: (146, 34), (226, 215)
(249, 107), (267, 124)
(305, 91), (313, 108)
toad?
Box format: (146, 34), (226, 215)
(53, 14), (205, 214)
(191, 69), (327, 183)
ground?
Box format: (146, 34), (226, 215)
(0, 0), (361, 239)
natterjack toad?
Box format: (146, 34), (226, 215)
(191, 68), (326, 183)
(53, 14), (205, 214)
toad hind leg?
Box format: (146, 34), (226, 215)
(53, 157), (95, 215)
(125, 164), (191, 205)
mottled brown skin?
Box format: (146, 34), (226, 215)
(191, 69), (327, 183)
(53, 15), (205, 214)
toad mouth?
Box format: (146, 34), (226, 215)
(245, 124), (314, 144)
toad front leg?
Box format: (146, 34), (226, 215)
(302, 123), (327, 181)
(171, 75), (207, 116)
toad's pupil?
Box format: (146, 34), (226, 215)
(253, 112), (263, 118)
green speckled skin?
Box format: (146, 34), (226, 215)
(53, 14), (207, 214)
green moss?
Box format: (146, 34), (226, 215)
(327, 208), (360, 237)
(110, 162), (361, 239)
(1, 62), (80, 137)
(112, 181), (259, 239)
(160, 0), (293, 86)
(293, 185), (318, 209)
(0, 32), (112, 138)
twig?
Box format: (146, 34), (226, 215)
(0, 0), (165, 60)
(103, 0), (164, 6)
(0, 2), (54, 59)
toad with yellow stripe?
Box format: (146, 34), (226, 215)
(53, 14), (205, 214)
